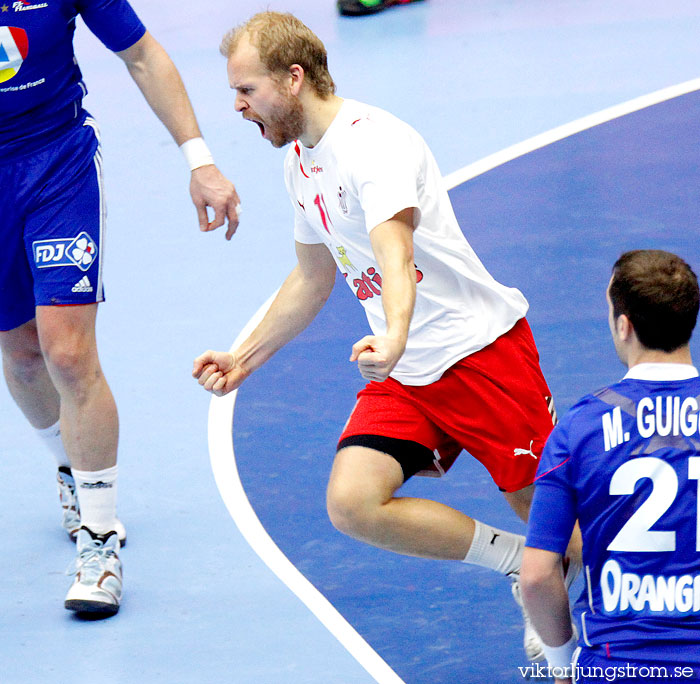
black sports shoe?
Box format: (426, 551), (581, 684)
(338, 0), (425, 17)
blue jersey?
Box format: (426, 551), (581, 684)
(526, 363), (700, 663)
(0, 0), (145, 157)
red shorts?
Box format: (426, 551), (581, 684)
(337, 318), (557, 492)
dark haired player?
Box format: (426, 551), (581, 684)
(521, 250), (700, 682)
(1, 0), (239, 616)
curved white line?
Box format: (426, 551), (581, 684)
(443, 77), (700, 190)
(208, 77), (700, 684)
(208, 292), (405, 684)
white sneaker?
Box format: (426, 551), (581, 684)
(65, 527), (122, 616)
(57, 467), (81, 540)
(510, 574), (545, 662)
(57, 468), (127, 546)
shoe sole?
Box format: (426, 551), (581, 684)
(65, 599), (119, 616)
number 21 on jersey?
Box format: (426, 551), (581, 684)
(607, 456), (700, 552)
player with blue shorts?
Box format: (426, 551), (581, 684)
(521, 250), (700, 683)
(0, 0), (240, 616)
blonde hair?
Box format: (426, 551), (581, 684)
(220, 12), (335, 98)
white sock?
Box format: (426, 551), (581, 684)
(72, 465), (118, 535)
(463, 519), (524, 576)
(35, 420), (70, 468)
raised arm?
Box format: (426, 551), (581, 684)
(350, 207), (416, 382)
(116, 31), (241, 238)
(193, 241), (337, 396)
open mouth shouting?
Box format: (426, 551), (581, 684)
(244, 114), (266, 138)
(241, 97), (304, 149)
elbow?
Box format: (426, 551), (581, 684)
(317, 280), (335, 307)
(519, 551), (559, 599)
(302, 276), (334, 314)
(312, 290), (331, 311)
(317, 266), (337, 304)
(125, 61), (144, 83)
(122, 48), (149, 80)
(518, 572), (548, 605)
(120, 32), (161, 75)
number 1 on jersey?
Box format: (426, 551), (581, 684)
(314, 193), (333, 234)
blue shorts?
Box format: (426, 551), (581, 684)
(573, 647), (700, 682)
(0, 112), (106, 331)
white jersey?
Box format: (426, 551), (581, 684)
(284, 99), (528, 386)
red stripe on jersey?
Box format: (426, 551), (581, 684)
(294, 141), (310, 178)
(534, 456), (571, 482)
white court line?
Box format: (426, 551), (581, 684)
(207, 77), (700, 684)
(443, 77), (700, 189)
(207, 291), (406, 684)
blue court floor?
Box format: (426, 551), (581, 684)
(2, 1), (700, 682)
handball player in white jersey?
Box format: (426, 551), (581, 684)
(193, 11), (581, 660)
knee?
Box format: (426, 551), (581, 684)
(41, 336), (99, 392)
(0, 331), (45, 381)
(504, 484), (534, 524)
(326, 483), (377, 539)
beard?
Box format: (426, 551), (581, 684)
(264, 90), (305, 148)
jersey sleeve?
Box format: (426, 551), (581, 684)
(292, 205), (324, 245)
(525, 420), (578, 555)
(345, 121), (421, 234)
(77, 0), (146, 53)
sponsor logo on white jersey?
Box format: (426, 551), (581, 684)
(336, 245), (356, 272)
(337, 185), (348, 214)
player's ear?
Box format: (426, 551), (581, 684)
(289, 64), (304, 95)
(616, 313), (633, 342)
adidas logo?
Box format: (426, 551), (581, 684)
(71, 276), (93, 293)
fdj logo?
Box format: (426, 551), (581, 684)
(33, 232), (98, 272)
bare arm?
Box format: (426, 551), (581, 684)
(193, 242), (337, 395)
(116, 32), (241, 238)
(520, 547), (575, 684)
(350, 207), (416, 382)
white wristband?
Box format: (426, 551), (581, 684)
(180, 137), (214, 171)
(543, 632), (577, 672)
